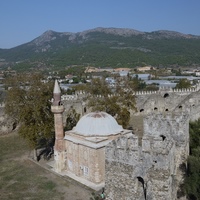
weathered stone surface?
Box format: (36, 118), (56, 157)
(105, 112), (189, 200)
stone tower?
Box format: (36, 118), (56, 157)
(105, 112), (189, 200)
(51, 80), (65, 173)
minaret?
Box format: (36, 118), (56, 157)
(51, 80), (65, 173)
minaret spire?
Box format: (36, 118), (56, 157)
(53, 80), (61, 106)
(51, 80), (65, 173)
(53, 79), (61, 94)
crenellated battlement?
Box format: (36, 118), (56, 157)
(106, 133), (175, 162)
(105, 111), (189, 200)
(62, 86), (197, 100)
(61, 94), (79, 101)
(61, 83), (200, 102)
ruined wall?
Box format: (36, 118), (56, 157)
(62, 87), (200, 127)
(105, 112), (189, 200)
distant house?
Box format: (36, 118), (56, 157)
(195, 71), (200, 76)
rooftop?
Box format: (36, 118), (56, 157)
(72, 112), (123, 136)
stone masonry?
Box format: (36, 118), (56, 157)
(105, 113), (189, 200)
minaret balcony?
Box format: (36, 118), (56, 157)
(51, 105), (65, 113)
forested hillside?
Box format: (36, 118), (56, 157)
(0, 27), (200, 70)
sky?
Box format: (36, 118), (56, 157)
(0, 0), (200, 48)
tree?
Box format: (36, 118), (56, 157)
(85, 78), (136, 128)
(175, 78), (191, 89)
(183, 119), (200, 199)
(65, 108), (80, 131)
(4, 73), (54, 149)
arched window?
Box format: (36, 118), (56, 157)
(137, 177), (146, 200)
(140, 109), (144, 112)
(154, 107), (158, 111)
(164, 93), (169, 98)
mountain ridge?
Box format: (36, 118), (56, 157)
(1, 27), (200, 70)
(2, 27), (199, 50)
(30, 27), (199, 47)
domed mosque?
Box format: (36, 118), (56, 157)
(51, 80), (132, 190)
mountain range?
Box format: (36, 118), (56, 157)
(1, 27), (200, 70)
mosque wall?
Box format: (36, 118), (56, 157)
(65, 140), (105, 184)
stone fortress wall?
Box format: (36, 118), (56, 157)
(60, 84), (200, 199)
(61, 82), (200, 123)
(105, 113), (189, 200)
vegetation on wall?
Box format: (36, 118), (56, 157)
(183, 119), (200, 199)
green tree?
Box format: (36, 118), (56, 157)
(175, 79), (191, 89)
(85, 78), (136, 128)
(65, 108), (80, 131)
(4, 73), (54, 149)
(183, 119), (200, 199)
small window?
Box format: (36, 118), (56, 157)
(83, 166), (89, 176)
(178, 105), (182, 109)
(84, 107), (87, 113)
(68, 160), (73, 171)
(165, 109), (168, 111)
(140, 109), (144, 112)
(154, 107), (158, 111)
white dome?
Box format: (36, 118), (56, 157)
(73, 112), (123, 136)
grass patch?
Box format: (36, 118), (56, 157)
(0, 133), (64, 200)
(40, 180), (56, 190)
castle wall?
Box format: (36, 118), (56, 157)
(61, 87), (200, 129)
(105, 135), (176, 200)
(105, 112), (189, 200)
(62, 100), (84, 123)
